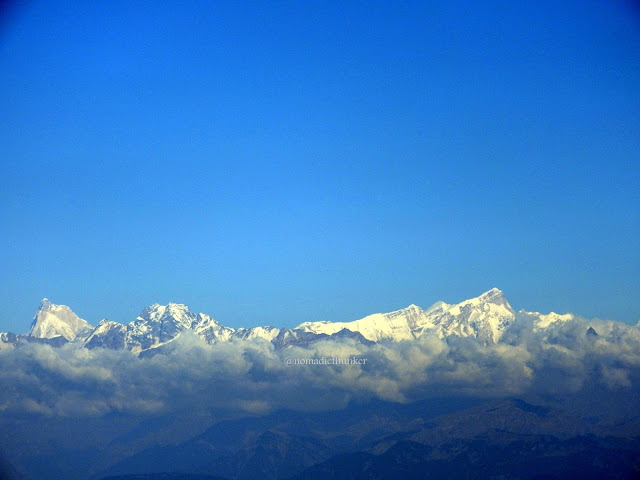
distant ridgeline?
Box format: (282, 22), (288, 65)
(0, 288), (615, 355)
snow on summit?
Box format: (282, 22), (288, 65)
(296, 288), (516, 343)
(8, 288), (598, 355)
(29, 298), (93, 341)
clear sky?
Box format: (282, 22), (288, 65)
(1, 0), (639, 332)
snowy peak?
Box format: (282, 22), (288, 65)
(295, 289), (516, 344)
(138, 302), (194, 327)
(18, 289), (595, 354)
(432, 288), (516, 343)
(460, 288), (514, 313)
(84, 302), (235, 353)
(135, 302), (222, 332)
(29, 298), (93, 341)
(296, 304), (427, 342)
(527, 311), (574, 330)
(127, 302), (202, 352)
(193, 311), (235, 343)
(478, 288), (512, 309)
(85, 319), (127, 350)
(233, 326), (280, 342)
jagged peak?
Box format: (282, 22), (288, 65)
(424, 300), (447, 314)
(142, 302), (190, 313)
(479, 287), (505, 300)
(29, 298), (92, 341)
(37, 298), (76, 313)
(586, 326), (598, 337)
(165, 303), (191, 315)
(97, 318), (119, 326)
(472, 287), (513, 311)
(26, 288), (595, 352)
(486, 287), (502, 293)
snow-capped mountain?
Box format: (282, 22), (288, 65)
(29, 298), (93, 341)
(85, 302), (235, 354)
(234, 326), (281, 342)
(296, 287), (515, 344)
(82, 287), (518, 351)
(84, 319), (128, 350)
(530, 311), (574, 330)
(3, 288), (609, 355)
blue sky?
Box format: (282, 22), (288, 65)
(1, 0), (638, 331)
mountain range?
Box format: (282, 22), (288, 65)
(1, 288), (640, 479)
(0, 288), (599, 354)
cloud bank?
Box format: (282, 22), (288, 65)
(1, 317), (639, 417)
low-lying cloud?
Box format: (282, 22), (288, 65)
(1, 317), (639, 417)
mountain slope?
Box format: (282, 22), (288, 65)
(85, 303), (235, 354)
(296, 288), (515, 343)
(28, 298), (93, 341)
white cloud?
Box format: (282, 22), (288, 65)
(1, 317), (639, 417)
